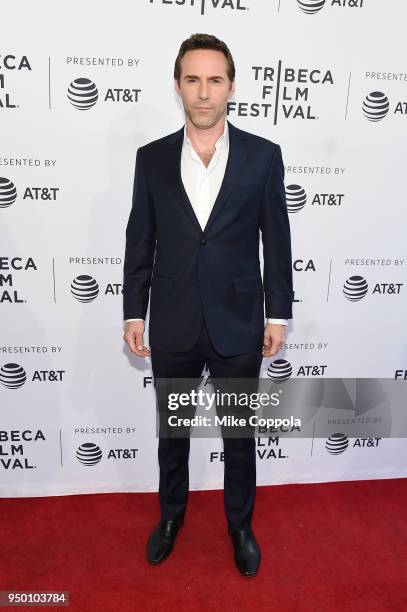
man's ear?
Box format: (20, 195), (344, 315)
(229, 80), (235, 98)
(174, 79), (180, 95)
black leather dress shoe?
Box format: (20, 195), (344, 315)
(229, 527), (261, 577)
(147, 517), (184, 564)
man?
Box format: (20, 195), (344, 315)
(123, 33), (293, 577)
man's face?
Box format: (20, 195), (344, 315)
(175, 49), (235, 130)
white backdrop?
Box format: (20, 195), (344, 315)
(1, 0), (407, 497)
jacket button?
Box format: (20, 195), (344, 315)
(200, 239), (207, 245)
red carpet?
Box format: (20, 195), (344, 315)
(1, 479), (406, 611)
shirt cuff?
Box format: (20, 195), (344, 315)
(266, 318), (287, 325)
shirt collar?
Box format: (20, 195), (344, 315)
(183, 117), (229, 151)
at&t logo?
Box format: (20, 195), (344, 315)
(285, 184), (344, 213)
(0, 363), (26, 389)
(363, 92), (389, 121)
(286, 185), (306, 212)
(70, 275), (123, 302)
(297, 0), (326, 13)
(68, 78), (98, 109)
(343, 276), (403, 301)
(362, 91), (407, 121)
(343, 276), (368, 301)
(77, 443), (102, 465)
(297, 0), (364, 14)
(67, 78), (141, 109)
(76, 442), (138, 465)
(0, 178), (17, 208)
(71, 275), (99, 302)
(266, 359), (327, 379)
(0, 177), (59, 208)
(267, 359), (292, 381)
(325, 433), (348, 454)
(325, 433), (381, 454)
(0, 363), (65, 388)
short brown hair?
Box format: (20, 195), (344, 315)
(174, 33), (235, 84)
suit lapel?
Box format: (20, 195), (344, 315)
(163, 120), (249, 235)
(204, 121), (249, 234)
(163, 125), (202, 234)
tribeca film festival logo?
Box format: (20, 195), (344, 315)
(0, 363), (65, 389)
(76, 440), (138, 466)
(148, 0), (248, 16)
(67, 77), (141, 108)
(0, 256), (37, 305)
(362, 91), (407, 121)
(70, 274), (122, 301)
(266, 359), (327, 380)
(325, 433), (381, 454)
(280, 257), (314, 306)
(0, 177), (59, 209)
(343, 276), (403, 301)
(211, 435), (288, 462)
(285, 184), (344, 213)
(227, 64), (334, 125)
(296, 0), (364, 14)
(0, 54), (31, 109)
(290, 257), (318, 305)
(0, 430), (45, 470)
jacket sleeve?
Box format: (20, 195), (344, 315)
(123, 147), (157, 320)
(259, 144), (294, 319)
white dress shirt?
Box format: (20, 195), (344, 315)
(126, 118), (287, 327)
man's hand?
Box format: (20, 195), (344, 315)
(123, 320), (151, 357)
(262, 323), (286, 358)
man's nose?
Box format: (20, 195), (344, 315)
(198, 83), (210, 99)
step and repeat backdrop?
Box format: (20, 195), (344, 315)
(1, 0), (407, 497)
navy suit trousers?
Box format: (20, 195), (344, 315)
(150, 318), (263, 530)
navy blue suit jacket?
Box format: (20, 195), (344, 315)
(123, 120), (294, 356)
